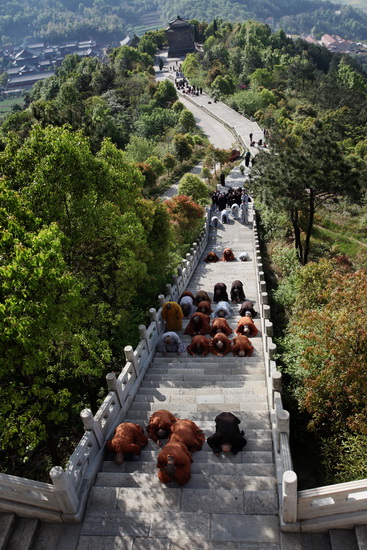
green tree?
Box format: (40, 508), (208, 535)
(177, 173), (208, 205)
(173, 134), (193, 164)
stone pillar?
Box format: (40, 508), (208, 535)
(272, 370), (282, 409)
(50, 466), (79, 516)
(282, 470), (298, 524)
(124, 345), (138, 376)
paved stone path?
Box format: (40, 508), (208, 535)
(74, 167), (281, 550)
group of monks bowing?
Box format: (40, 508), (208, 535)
(158, 247), (259, 358)
(107, 410), (247, 485)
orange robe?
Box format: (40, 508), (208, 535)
(209, 333), (232, 356)
(161, 302), (184, 331)
(210, 318), (233, 337)
(232, 335), (254, 356)
(186, 335), (211, 356)
(194, 290), (211, 306)
(196, 300), (212, 315)
(146, 410), (179, 443)
(205, 252), (220, 263)
(157, 419), (205, 486)
(107, 423), (148, 456)
(184, 312), (211, 335)
(221, 248), (236, 261)
(235, 316), (258, 337)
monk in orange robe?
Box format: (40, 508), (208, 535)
(210, 317), (233, 337)
(209, 332), (232, 356)
(146, 410), (179, 445)
(196, 300), (212, 315)
(235, 316), (258, 337)
(161, 302), (184, 331)
(184, 312), (211, 336)
(205, 252), (220, 263)
(186, 335), (211, 356)
(221, 248), (236, 261)
(157, 419), (205, 485)
(232, 335), (254, 357)
(107, 423), (148, 464)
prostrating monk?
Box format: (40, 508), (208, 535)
(239, 300), (257, 318)
(235, 316), (258, 337)
(210, 317), (233, 337)
(178, 294), (196, 318)
(157, 419), (205, 485)
(231, 335), (254, 357)
(230, 280), (246, 303)
(211, 300), (233, 319)
(207, 412), (247, 456)
(107, 423), (148, 465)
(213, 282), (229, 303)
(187, 335), (210, 356)
(146, 410), (179, 446)
(221, 248), (236, 262)
(194, 290), (211, 306)
(204, 252), (220, 263)
(156, 332), (186, 356)
(196, 300), (212, 315)
(184, 312), (211, 336)
(161, 302), (184, 331)
(209, 332), (232, 357)
(179, 290), (195, 301)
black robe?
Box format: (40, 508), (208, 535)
(207, 412), (247, 455)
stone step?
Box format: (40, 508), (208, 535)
(356, 525), (367, 550)
(148, 362), (265, 372)
(151, 355), (263, 364)
(102, 460), (275, 476)
(143, 373), (266, 382)
(146, 366), (265, 376)
(330, 529), (359, 550)
(108, 448), (273, 464)
(80, 509), (280, 546)
(113, 423), (272, 440)
(0, 513), (14, 550)
(4, 517), (38, 550)
(88, 485), (277, 514)
(126, 410), (271, 428)
(130, 401), (268, 413)
(137, 386), (268, 396)
(134, 392), (268, 404)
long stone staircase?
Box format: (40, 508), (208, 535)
(2, 170), (367, 549)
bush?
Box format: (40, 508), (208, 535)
(177, 173), (209, 205)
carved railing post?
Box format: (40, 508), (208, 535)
(49, 466), (79, 515)
(124, 345), (138, 376)
(80, 408), (104, 447)
(282, 470), (298, 524)
(272, 370), (282, 409)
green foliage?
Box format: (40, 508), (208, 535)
(321, 431), (367, 484)
(177, 173), (209, 205)
(173, 134), (193, 163)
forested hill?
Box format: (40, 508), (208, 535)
(2, 0), (367, 44)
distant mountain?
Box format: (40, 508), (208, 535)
(1, 0), (367, 45)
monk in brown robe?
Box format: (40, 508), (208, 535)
(213, 282), (229, 302)
(184, 312), (211, 336)
(196, 300), (212, 315)
(107, 423), (148, 465)
(205, 252), (220, 263)
(146, 410), (179, 445)
(210, 317), (233, 337)
(161, 302), (184, 331)
(209, 332), (232, 356)
(194, 290), (211, 305)
(157, 419), (205, 485)
(235, 316), (258, 337)
(239, 300), (257, 318)
(186, 335), (211, 356)
(230, 280), (246, 303)
(221, 248), (236, 261)
(179, 290), (195, 301)
(232, 335), (254, 357)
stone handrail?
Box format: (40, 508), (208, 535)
(0, 210), (211, 522)
(253, 204), (367, 532)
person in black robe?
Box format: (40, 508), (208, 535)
(213, 282), (229, 303)
(207, 412), (247, 456)
(230, 280), (246, 303)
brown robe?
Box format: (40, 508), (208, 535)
(221, 248), (236, 262)
(210, 318), (233, 337)
(213, 282), (229, 303)
(205, 252), (220, 263)
(196, 300), (212, 315)
(184, 312), (211, 336)
(230, 280), (246, 303)
(107, 423), (148, 456)
(232, 335), (254, 357)
(146, 410), (179, 443)
(209, 332), (232, 356)
(157, 419), (205, 486)
(194, 290), (211, 306)
(235, 316), (258, 337)
(239, 300), (257, 318)
(186, 335), (211, 356)
(179, 290), (195, 301)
